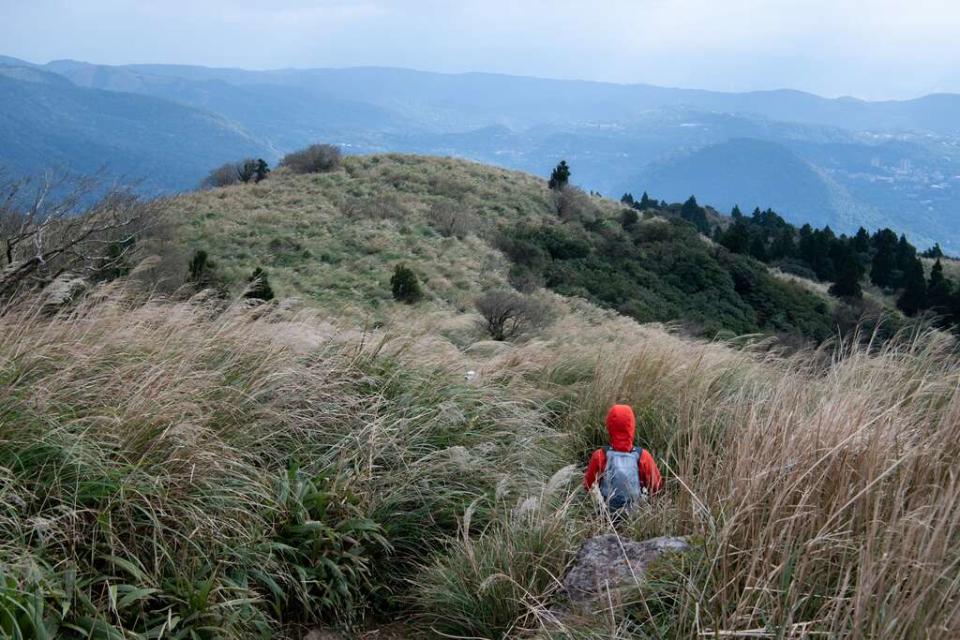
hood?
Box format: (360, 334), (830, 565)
(605, 404), (636, 451)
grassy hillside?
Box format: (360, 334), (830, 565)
(1, 154), (957, 638)
(165, 154), (586, 313)
(165, 154), (842, 341)
(1, 282), (957, 638)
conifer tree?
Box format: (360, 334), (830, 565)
(871, 230), (899, 288)
(852, 227), (871, 255)
(639, 192), (653, 210)
(769, 228), (796, 260)
(922, 243), (944, 259)
(254, 159), (270, 183)
(894, 234), (916, 283)
(927, 258), (953, 316)
(680, 196), (710, 234)
(721, 221), (751, 255)
(548, 161), (570, 190)
(829, 252), (863, 299)
(749, 234), (768, 262)
(896, 257), (928, 315)
(731, 204), (743, 219)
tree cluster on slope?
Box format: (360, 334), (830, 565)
(705, 205), (960, 327)
(202, 158), (270, 188)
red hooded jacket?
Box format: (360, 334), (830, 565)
(583, 404), (663, 495)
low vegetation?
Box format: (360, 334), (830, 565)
(279, 144), (342, 175)
(202, 158), (271, 188)
(474, 288), (550, 341)
(390, 264), (423, 304)
(498, 214), (838, 340)
(1, 284), (957, 638)
(1, 154), (958, 638)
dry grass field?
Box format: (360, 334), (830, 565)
(0, 156), (957, 638)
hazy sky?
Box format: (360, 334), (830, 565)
(2, 0), (959, 100)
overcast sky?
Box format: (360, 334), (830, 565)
(2, 0), (959, 100)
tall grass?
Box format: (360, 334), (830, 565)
(0, 290), (562, 637)
(0, 286), (957, 638)
(550, 325), (960, 638)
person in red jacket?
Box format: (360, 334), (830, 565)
(584, 404), (663, 509)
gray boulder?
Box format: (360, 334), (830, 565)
(563, 534), (690, 604)
(41, 272), (88, 313)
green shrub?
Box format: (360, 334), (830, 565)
(390, 264), (423, 303)
(187, 249), (226, 292)
(244, 267), (275, 301)
(497, 215), (836, 341)
(267, 465), (391, 626)
(620, 208), (639, 229)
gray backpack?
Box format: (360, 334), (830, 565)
(599, 446), (645, 511)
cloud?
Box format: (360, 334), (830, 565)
(1, 0), (958, 98)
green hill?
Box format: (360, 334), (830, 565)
(0, 152), (957, 639)
(164, 154), (844, 341)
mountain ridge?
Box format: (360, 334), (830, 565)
(1, 55), (958, 251)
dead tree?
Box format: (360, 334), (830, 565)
(0, 170), (153, 299)
(475, 289), (550, 341)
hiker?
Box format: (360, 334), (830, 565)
(583, 404), (663, 511)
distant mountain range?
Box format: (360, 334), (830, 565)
(1, 55), (958, 252)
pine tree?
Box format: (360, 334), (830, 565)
(721, 221), (751, 255)
(894, 233), (916, 284)
(870, 229), (899, 288)
(254, 159), (270, 183)
(798, 224), (816, 264)
(852, 227), (871, 255)
(620, 193), (635, 206)
(731, 205), (743, 219)
(829, 252), (863, 299)
(927, 258), (953, 316)
(680, 196), (710, 234)
(639, 192), (654, 210)
(244, 267), (275, 301)
(548, 161), (570, 190)
(769, 228), (796, 260)
(922, 243), (944, 259)
(897, 257), (928, 315)
(749, 234), (768, 262)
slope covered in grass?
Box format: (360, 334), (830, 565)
(165, 154), (838, 340)
(1, 284), (957, 638)
(3, 153), (956, 638)
(165, 154), (584, 313)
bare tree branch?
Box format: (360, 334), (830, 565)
(0, 171), (154, 300)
